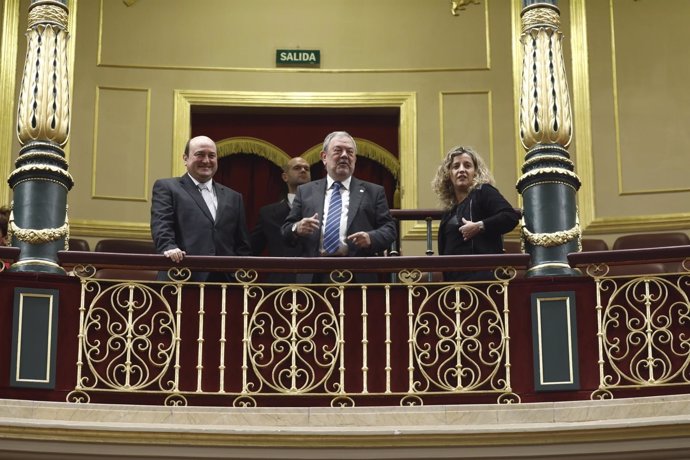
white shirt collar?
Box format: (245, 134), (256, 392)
(188, 173), (212, 189)
(327, 175), (352, 190)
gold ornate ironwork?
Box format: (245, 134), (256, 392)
(245, 286), (342, 394)
(75, 280), (178, 392)
(69, 268), (521, 405)
(522, 222), (581, 248)
(409, 282), (514, 399)
(589, 272), (690, 399)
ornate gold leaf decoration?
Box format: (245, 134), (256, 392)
(522, 223), (581, 248)
(9, 210), (69, 244)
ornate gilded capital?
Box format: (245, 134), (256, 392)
(28, 2), (68, 29)
(521, 4), (560, 32)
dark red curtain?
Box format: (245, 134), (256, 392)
(192, 109), (400, 231)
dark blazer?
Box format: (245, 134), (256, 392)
(438, 183), (519, 281)
(250, 198), (302, 283)
(281, 177), (397, 283)
(150, 174), (251, 281)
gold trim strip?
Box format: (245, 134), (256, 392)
(11, 259), (64, 270)
(527, 262), (572, 272)
(517, 167), (581, 185)
(8, 164), (74, 183)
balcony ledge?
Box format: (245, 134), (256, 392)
(1, 394), (690, 459)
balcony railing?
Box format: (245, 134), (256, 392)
(1, 239), (689, 409)
(54, 251), (528, 407)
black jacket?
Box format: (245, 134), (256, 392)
(438, 184), (519, 280)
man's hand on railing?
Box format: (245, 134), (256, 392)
(163, 248), (186, 263)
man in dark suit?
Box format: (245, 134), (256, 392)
(282, 131), (397, 283)
(250, 156), (311, 283)
(150, 135), (251, 282)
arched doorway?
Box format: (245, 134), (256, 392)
(191, 107), (400, 231)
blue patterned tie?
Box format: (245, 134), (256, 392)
(323, 182), (342, 254)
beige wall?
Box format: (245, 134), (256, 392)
(0, 0), (688, 254)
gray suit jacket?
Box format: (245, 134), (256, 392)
(281, 177), (396, 282)
(150, 174), (251, 281)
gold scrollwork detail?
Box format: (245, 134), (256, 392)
(522, 6), (560, 32)
(329, 269), (353, 284)
(233, 395), (257, 407)
(594, 276), (690, 395)
(494, 266), (517, 281)
(331, 396), (355, 407)
(247, 286), (341, 394)
(164, 394), (188, 407)
(28, 3), (68, 29)
(522, 223), (581, 248)
(66, 390), (90, 403)
(412, 284), (509, 393)
(9, 212), (68, 244)
(498, 392), (521, 404)
(400, 394), (424, 406)
(398, 268), (423, 284)
(73, 264), (98, 279)
(79, 283), (177, 392)
(585, 263), (610, 278)
(235, 269), (258, 284)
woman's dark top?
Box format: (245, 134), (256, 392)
(438, 184), (519, 281)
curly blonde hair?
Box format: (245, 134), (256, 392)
(431, 146), (495, 210)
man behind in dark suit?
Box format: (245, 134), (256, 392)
(281, 131), (397, 283)
(150, 135), (251, 282)
(250, 156), (311, 283)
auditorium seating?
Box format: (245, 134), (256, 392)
(94, 239), (157, 254)
(612, 232), (690, 251)
(68, 238), (90, 251)
(611, 232), (690, 275)
(580, 238), (609, 252)
(93, 238), (158, 280)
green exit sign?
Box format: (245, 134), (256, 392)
(276, 49), (320, 67)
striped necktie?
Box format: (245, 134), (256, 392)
(323, 182), (342, 254)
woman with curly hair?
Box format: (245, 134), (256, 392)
(431, 146), (519, 281)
